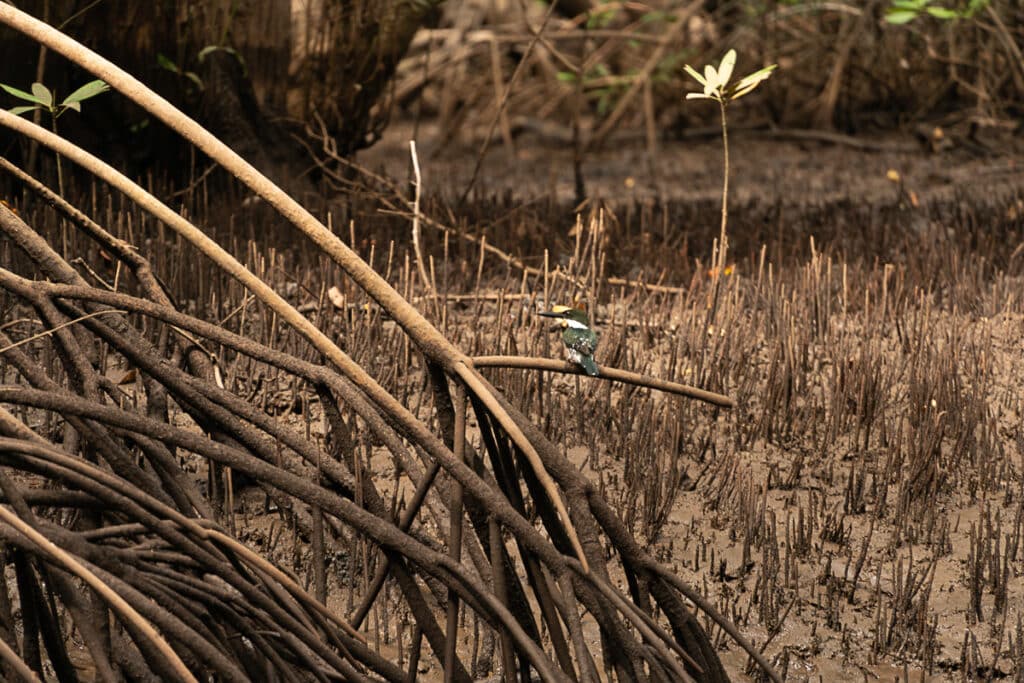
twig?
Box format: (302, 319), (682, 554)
(984, 4), (1024, 94)
(587, 0), (703, 151)
(458, 0), (557, 204)
(488, 37), (515, 153)
(472, 355), (735, 408)
(412, 27), (679, 49)
(0, 309), (126, 354)
(409, 140), (438, 313)
(813, 9), (864, 129)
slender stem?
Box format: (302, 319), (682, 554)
(50, 111), (67, 258)
(25, 0), (49, 178)
(718, 98), (728, 275)
(50, 115), (63, 197)
(705, 98), (729, 335)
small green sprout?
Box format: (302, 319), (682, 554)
(2, 79), (110, 201)
(2, 79), (109, 118)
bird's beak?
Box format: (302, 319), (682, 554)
(539, 304), (573, 318)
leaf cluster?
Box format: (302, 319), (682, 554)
(2, 79), (109, 118)
(683, 49), (776, 105)
(885, 0), (990, 24)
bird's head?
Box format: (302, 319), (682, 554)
(539, 304), (591, 329)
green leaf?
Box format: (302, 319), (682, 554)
(640, 10), (669, 23)
(197, 45), (221, 62)
(61, 79), (109, 106)
(156, 53), (180, 73)
(885, 9), (920, 23)
(728, 64), (777, 100)
(1, 83), (48, 105)
(31, 82), (53, 107)
(62, 101), (81, 113)
(925, 6), (959, 19)
(745, 64), (779, 81)
(586, 8), (617, 29)
(556, 71), (577, 83)
(717, 49), (736, 90)
(184, 72), (205, 91)
(8, 105), (41, 116)
(965, 0), (990, 16)
(683, 64), (707, 87)
(729, 82), (764, 101)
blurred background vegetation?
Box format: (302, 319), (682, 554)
(0, 0), (1020, 191)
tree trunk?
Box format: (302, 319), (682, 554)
(290, 0), (444, 156)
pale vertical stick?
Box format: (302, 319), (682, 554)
(443, 383), (467, 682)
(409, 141), (437, 315)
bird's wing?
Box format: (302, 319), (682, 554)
(567, 331), (598, 356)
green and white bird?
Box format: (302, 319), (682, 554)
(539, 304), (600, 376)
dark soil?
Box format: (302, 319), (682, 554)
(356, 119), (1024, 681)
(361, 120), (1024, 209)
(5, 109), (1023, 682)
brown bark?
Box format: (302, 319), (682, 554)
(291, 0), (444, 155)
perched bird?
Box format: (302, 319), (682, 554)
(539, 304), (600, 376)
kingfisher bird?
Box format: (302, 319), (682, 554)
(539, 305), (600, 376)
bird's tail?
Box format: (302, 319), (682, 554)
(579, 356), (600, 377)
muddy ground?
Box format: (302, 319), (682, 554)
(361, 119), (1024, 207)
(80, 118), (1020, 682)
(347, 120), (1024, 681)
(7, 112), (1022, 682)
